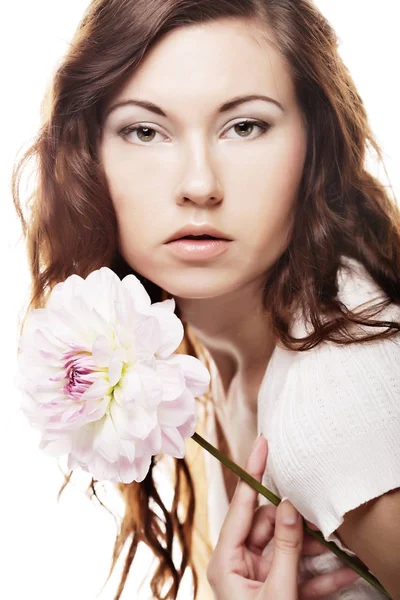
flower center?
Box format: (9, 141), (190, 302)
(62, 349), (99, 401)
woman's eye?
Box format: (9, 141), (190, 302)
(118, 119), (270, 145)
(119, 125), (164, 144)
(224, 119), (270, 139)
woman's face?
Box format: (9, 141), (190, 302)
(100, 18), (307, 299)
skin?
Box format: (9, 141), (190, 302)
(99, 16), (367, 597)
(99, 16), (306, 421)
(208, 435), (360, 599)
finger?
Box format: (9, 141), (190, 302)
(263, 499), (303, 595)
(217, 433), (268, 549)
(246, 504), (277, 552)
(301, 534), (330, 556)
(299, 567), (360, 599)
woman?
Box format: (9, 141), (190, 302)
(12, 0), (400, 599)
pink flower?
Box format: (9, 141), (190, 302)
(16, 268), (210, 483)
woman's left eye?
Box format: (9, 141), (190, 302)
(224, 119), (270, 139)
(118, 119), (270, 144)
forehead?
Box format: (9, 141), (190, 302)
(110, 18), (297, 114)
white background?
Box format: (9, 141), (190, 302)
(1, 2), (399, 599)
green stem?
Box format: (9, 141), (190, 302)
(191, 431), (391, 599)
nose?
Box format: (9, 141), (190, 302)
(175, 144), (223, 208)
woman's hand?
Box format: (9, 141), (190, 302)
(206, 434), (360, 599)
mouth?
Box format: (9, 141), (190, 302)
(165, 225), (233, 244)
(164, 235), (232, 260)
(167, 234), (230, 243)
(171, 234), (222, 241)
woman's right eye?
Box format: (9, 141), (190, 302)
(119, 125), (165, 144)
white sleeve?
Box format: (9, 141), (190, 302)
(306, 330), (400, 545)
(264, 259), (400, 549)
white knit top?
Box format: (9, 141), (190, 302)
(203, 257), (400, 599)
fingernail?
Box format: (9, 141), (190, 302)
(280, 498), (298, 525)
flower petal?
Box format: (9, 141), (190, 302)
(92, 335), (112, 367)
(121, 274), (152, 314)
(165, 354), (211, 397)
(108, 348), (123, 387)
(39, 437), (72, 456)
(81, 377), (111, 401)
(113, 370), (142, 407)
(150, 301), (184, 358)
(134, 315), (162, 355)
(160, 426), (185, 458)
(133, 454), (152, 483)
(157, 392), (196, 427)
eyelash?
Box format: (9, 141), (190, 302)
(118, 118), (271, 144)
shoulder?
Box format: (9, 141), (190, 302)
(288, 256), (400, 405)
(336, 256), (398, 318)
(290, 255), (400, 339)
(264, 257), (400, 541)
(336, 256), (385, 309)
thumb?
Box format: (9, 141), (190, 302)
(264, 498), (303, 598)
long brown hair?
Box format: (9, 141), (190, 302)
(12, 0), (400, 598)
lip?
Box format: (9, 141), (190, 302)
(165, 224), (233, 244)
(165, 238), (232, 261)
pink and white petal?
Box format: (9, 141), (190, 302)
(75, 396), (110, 427)
(133, 454), (152, 483)
(47, 307), (88, 345)
(165, 354), (211, 397)
(87, 453), (119, 482)
(157, 392), (196, 427)
(111, 401), (157, 440)
(119, 438), (137, 462)
(177, 411), (198, 438)
(46, 274), (85, 311)
(113, 320), (133, 355)
(109, 402), (132, 439)
(126, 404), (158, 440)
(134, 315), (163, 356)
(108, 348), (123, 387)
(133, 363), (163, 409)
(113, 370), (142, 408)
(71, 423), (98, 463)
(151, 304), (184, 359)
(84, 394), (110, 418)
(59, 403), (84, 424)
(32, 387), (66, 405)
(81, 376), (111, 401)
(155, 360), (186, 402)
(83, 268), (121, 321)
(39, 437), (72, 457)
(67, 454), (81, 471)
(160, 426), (185, 458)
(94, 416), (121, 463)
(152, 298), (176, 314)
(33, 329), (64, 360)
(116, 457), (139, 484)
(92, 335), (112, 367)
(114, 291), (137, 331)
(121, 274), (152, 314)
(90, 307), (115, 339)
(142, 425), (162, 455)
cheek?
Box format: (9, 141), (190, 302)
(233, 126), (306, 255)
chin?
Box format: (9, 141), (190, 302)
(159, 274), (237, 300)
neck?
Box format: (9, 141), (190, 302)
(175, 281), (276, 414)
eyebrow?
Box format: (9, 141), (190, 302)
(104, 94), (284, 120)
